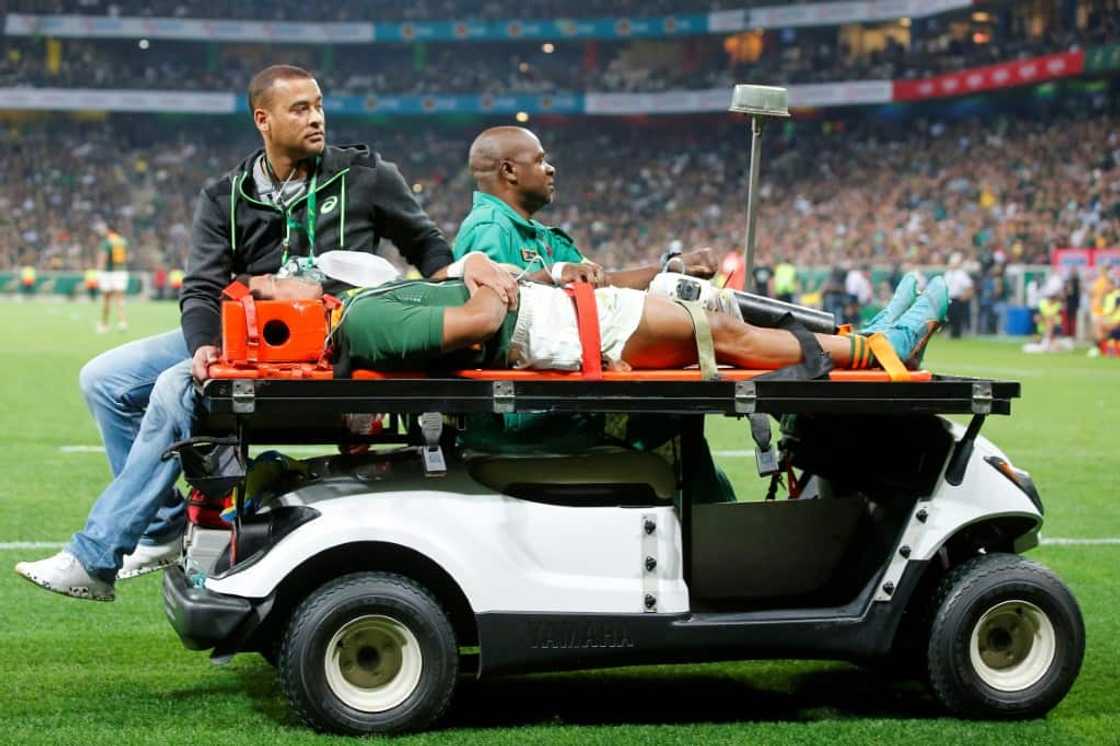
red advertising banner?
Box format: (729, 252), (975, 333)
(1051, 248), (1094, 277)
(893, 50), (1085, 102)
(1095, 248), (1120, 270)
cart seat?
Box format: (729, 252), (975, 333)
(466, 449), (676, 507)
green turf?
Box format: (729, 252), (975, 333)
(0, 300), (1117, 744)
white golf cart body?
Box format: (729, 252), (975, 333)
(164, 374), (1079, 730)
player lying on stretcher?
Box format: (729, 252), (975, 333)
(331, 255), (948, 376)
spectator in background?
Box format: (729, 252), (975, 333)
(944, 252), (974, 338)
(1089, 264), (1118, 355)
(822, 264), (850, 325)
(773, 254), (797, 304)
(978, 262), (1008, 335)
(751, 256), (774, 298)
(1064, 269), (1081, 338)
(845, 264), (873, 325)
(1026, 283), (1071, 353)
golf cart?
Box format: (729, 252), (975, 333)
(162, 367), (1084, 734)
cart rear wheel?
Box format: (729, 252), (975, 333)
(279, 572), (457, 735)
(927, 553), (1083, 718)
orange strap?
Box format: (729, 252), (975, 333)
(563, 282), (603, 380)
(867, 332), (912, 382)
(222, 281), (259, 363)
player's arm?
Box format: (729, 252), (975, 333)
(96, 242), (107, 271)
(605, 247), (720, 289)
(441, 286), (509, 351)
(430, 251), (518, 307)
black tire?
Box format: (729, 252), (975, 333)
(927, 553), (1084, 719)
(279, 572), (458, 735)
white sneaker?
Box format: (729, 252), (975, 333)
(14, 551), (115, 601)
(118, 537), (182, 580)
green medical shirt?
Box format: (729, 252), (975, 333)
(453, 191), (584, 270)
(452, 192), (595, 447)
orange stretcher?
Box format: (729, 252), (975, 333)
(211, 281), (933, 383)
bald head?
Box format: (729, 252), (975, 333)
(469, 127), (541, 184)
(467, 126), (555, 217)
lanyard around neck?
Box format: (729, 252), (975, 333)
(279, 159), (319, 266)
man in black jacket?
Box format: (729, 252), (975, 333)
(16, 65), (515, 601)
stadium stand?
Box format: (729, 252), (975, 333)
(3, 13), (1114, 93)
(6, 0), (739, 22)
(2, 107), (1116, 277)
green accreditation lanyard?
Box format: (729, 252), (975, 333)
(279, 164), (318, 266)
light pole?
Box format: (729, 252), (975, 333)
(729, 84), (789, 283)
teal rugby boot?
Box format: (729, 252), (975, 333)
(861, 272), (920, 335)
(881, 276), (949, 369)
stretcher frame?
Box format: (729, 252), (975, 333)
(198, 372), (1019, 442)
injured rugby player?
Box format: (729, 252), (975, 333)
(333, 260), (948, 376)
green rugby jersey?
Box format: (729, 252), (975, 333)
(336, 279), (517, 374)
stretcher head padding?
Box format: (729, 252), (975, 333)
(221, 298), (329, 364)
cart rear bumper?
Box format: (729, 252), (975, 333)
(163, 565), (252, 651)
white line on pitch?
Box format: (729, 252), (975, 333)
(0, 542), (66, 550)
(59, 445), (104, 453)
(1040, 537), (1120, 546)
(714, 450), (755, 458)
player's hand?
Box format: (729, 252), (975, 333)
(191, 345), (220, 383)
(681, 248), (719, 278)
(463, 253), (519, 309)
(560, 261), (605, 287)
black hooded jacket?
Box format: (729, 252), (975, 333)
(179, 143), (452, 355)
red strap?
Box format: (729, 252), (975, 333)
(222, 281), (259, 363)
(563, 282), (603, 380)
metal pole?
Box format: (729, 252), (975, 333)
(742, 115), (764, 283)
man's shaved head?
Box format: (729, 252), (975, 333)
(469, 127), (541, 184)
(467, 126), (555, 218)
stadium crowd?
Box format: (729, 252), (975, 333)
(7, 0), (746, 22)
(5, 15), (1115, 96)
(3, 108), (1117, 285)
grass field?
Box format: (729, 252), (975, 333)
(0, 300), (1117, 745)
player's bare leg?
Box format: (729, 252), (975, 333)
(620, 294), (853, 370)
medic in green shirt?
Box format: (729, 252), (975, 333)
(452, 126), (733, 502)
(453, 126), (719, 288)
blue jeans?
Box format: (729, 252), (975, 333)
(70, 331), (193, 580)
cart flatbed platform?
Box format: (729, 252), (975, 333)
(198, 371), (1019, 440)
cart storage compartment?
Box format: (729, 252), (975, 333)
(689, 498), (866, 606)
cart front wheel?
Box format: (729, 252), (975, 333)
(279, 572), (457, 735)
(927, 553), (1084, 718)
